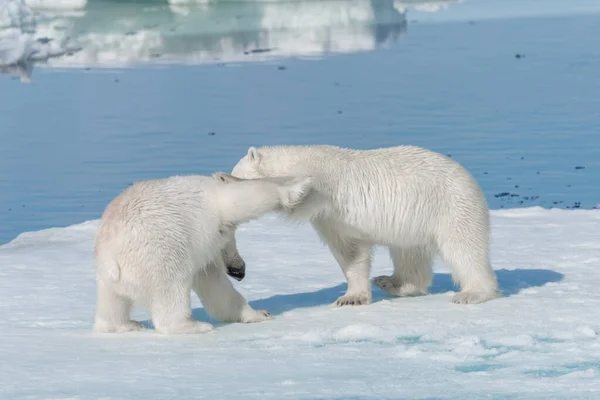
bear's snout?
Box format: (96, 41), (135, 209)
(226, 262), (246, 281)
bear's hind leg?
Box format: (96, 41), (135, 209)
(312, 219), (373, 307)
(439, 237), (499, 304)
(93, 281), (143, 333)
(193, 262), (272, 324)
(374, 246), (433, 297)
(150, 279), (214, 334)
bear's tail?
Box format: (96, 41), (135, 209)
(95, 251), (121, 282)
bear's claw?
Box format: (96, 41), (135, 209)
(373, 275), (427, 297)
(335, 293), (371, 307)
(241, 309), (272, 323)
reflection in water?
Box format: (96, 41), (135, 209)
(1, 0), (458, 80)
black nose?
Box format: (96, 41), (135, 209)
(226, 263), (246, 281)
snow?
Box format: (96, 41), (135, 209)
(1, 207), (600, 398)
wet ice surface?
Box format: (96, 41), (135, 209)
(1, 208), (600, 398)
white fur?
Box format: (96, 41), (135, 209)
(93, 174), (313, 334)
(231, 145), (499, 306)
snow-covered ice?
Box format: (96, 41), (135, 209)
(1, 207), (599, 398)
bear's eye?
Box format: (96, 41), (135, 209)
(218, 223), (235, 236)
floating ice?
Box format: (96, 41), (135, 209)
(0, 0), (459, 81)
(24, 0), (87, 10)
(0, 0), (79, 81)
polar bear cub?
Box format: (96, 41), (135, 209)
(231, 145), (499, 307)
(93, 173), (314, 334)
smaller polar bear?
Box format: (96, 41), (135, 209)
(231, 145), (499, 306)
(93, 173), (314, 334)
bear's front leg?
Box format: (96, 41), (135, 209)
(311, 219), (373, 306)
(193, 262), (272, 324)
(333, 242), (373, 306)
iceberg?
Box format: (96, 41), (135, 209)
(0, 0), (458, 80)
(0, 0), (79, 81)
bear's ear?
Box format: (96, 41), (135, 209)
(213, 172), (244, 184)
(247, 146), (260, 163)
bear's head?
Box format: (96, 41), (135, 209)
(231, 147), (264, 179)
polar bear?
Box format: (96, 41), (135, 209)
(93, 173), (314, 334)
(231, 145), (499, 306)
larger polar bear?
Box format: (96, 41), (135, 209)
(93, 173), (314, 334)
(231, 145), (499, 306)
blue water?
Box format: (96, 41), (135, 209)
(1, 0), (599, 244)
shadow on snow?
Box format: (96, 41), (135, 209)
(188, 268), (564, 325)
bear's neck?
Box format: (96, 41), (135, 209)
(259, 145), (340, 177)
